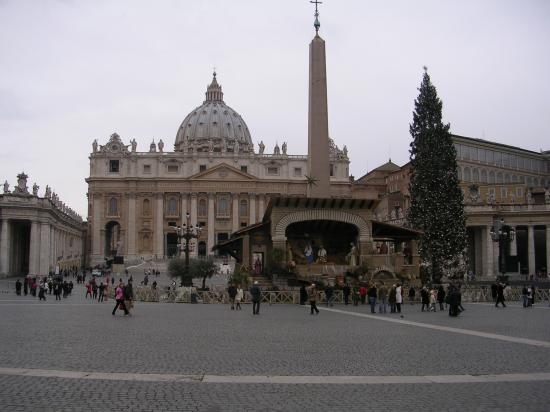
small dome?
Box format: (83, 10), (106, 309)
(174, 72), (253, 153)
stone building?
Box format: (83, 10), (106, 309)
(0, 173), (85, 278)
(86, 73), (351, 267)
(370, 135), (550, 278)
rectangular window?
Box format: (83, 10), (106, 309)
(478, 149), (485, 163)
(167, 165), (179, 173)
(143, 164), (151, 174)
(216, 194), (231, 218)
(199, 165), (207, 172)
(330, 164), (334, 177)
(500, 187), (507, 199)
(109, 160), (119, 173)
(494, 151), (502, 165)
(267, 167), (279, 175)
(518, 157), (524, 170)
(502, 153), (509, 168)
(486, 150), (494, 164)
(293, 167), (302, 177)
(240, 165), (248, 173)
(470, 147), (478, 161)
(516, 187), (523, 198)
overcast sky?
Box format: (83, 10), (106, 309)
(1, 0), (549, 216)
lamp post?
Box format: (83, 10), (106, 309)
(171, 213), (202, 275)
(490, 218), (515, 277)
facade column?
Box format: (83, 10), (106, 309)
(258, 194), (265, 220)
(528, 225), (536, 276)
(154, 193), (164, 259)
(249, 193), (256, 224)
(0, 219), (10, 276)
(126, 193), (137, 260)
(207, 193), (215, 255)
(29, 221), (41, 275)
(485, 226), (495, 278)
(92, 194), (102, 264)
(181, 193), (188, 222)
(509, 225), (517, 257)
(39, 222), (51, 274)
(546, 225), (550, 276)
(190, 194), (198, 257)
(232, 194), (239, 233)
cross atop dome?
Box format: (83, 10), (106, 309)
(310, 0), (322, 34)
(205, 71), (223, 102)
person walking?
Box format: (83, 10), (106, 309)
(324, 284), (334, 307)
(343, 283), (351, 305)
(54, 280), (62, 301)
(250, 281), (261, 315)
(429, 288), (437, 312)
(388, 285), (397, 313)
(235, 285), (243, 310)
(92, 280), (98, 300)
(23, 277), (28, 296)
(359, 285), (367, 305)
(228, 283), (237, 310)
(15, 279), (22, 296)
(408, 286), (416, 305)
(437, 285), (446, 311)
(367, 283), (377, 313)
(307, 283), (319, 315)
(124, 279), (134, 314)
(420, 286), (430, 312)
(112, 281), (129, 315)
(378, 282), (388, 313)
(491, 283), (498, 303)
(352, 285), (360, 306)
(449, 286), (460, 317)
(495, 282), (507, 308)
(395, 283), (403, 313)
(38, 282), (46, 301)
(98, 282), (105, 302)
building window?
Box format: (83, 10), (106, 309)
(496, 172), (503, 184)
(516, 187), (523, 198)
(486, 150), (494, 164)
(473, 169), (479, 183)
(108, 198), (118, 215)
(463, 167), (471, 182)
(488, 171), (495, 184)
(500, 187), (508, 199)
(239, 199), (248, 218)
(199, 165), (207, 172)
(167, 198), (178, 216)
(240, 165), (248, 173)
(198, 198), (207, 218)
(480, 169), (487, 183)
(293, 167), (302, 177)
(330, 164), (334, 177)
(143, 199), (151, 215)
(167, 165), (179, 173)
(216, 194), (230, 218)
(267, 167), (279, 175)
(143, 165), (151, 174)
(109, 160), (120, 173)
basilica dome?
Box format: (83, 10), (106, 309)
(174, 73), (254, 153)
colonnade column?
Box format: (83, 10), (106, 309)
(92, 194), (102, 264)
(126, 193), (137, 260)
(154, 193), (164, 259)
(190, 194), (198, 257)
(258, 194), (265, 220)
(207, 193), (215, 255)
(528, 225), (536, 276)
(28, 221), (40, 275)
(232, 194), (239, 233)
(546, 225), (550, 276)
(485, 226), (495, 278)
(181, 193), (188, 222)
(0, 219), (10, 275)
(39, 222), (51, 274)
(249, 193), (256, 224)
(50, 226), (55, 269)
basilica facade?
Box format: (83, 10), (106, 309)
(86, 73), (353, 266)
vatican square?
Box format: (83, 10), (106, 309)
(1, 1), (550, 411)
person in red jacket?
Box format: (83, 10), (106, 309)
(359, 285), (367, 305)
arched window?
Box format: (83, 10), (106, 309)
(239, 199), (248, 218)
(480, 169), (487, 183)
(198, 198), (207, 217)
(463, 167), (471, 182)
(143, 199), (150, 215)
(457, 167), (462, 181)
(496, 172), (503, 184)
(167, 197), (177, 216)
(504, 174), (510, 184)
(109, 198), (118, 215)
(473, 169), (479, 183)
(216, 194), (230, 218)
(488, 171), (495, 184)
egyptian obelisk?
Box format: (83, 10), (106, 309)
(307, 1), (331, 198)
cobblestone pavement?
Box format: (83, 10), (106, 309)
(1, 287), (549, 411)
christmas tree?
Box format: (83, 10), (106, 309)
(407, 68), (467, 283)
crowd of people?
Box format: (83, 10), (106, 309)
(15, 276), (74, 301)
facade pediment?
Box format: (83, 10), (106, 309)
(189, 163), (257, 181)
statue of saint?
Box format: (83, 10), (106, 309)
(273, 143), (280, 155)
(32, 183), (39, 196)
(130, 138), (137, 152)
(92, 139), (98, 153)
(282, 142), (287, 155)
(527, 189), (534, 205)
(208, 138), (214, 152)
(258, 141), (265, 155)
(347, 243), (358, 266)
(343, 145), (348, 157)
(149, 140), (156, 153)
(158, 139), (164, 153)
(304, 243), (314, 265)
(317, 245), (327, 263)
(3, 180), (9, 194)
(234, 140), (239, 154)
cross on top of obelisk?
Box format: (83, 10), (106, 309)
(310, 0), (322, 33)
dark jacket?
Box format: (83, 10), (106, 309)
(367, 286), (377, 298)
(437, 286), (446, 303)
(227, 286), (237, 298)
(124, 283), (134, 300)
(250, 285), (261, 302)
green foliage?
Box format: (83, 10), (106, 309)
(229, 263), (250, 286)
(168, 257), (217, 288)
(167, 257), (192, 286)
(263, 247), (296, 280)
(408, 70), (467, 283)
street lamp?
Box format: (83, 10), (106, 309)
(490, 218), (515, 277)
(171, 213), (202, 272)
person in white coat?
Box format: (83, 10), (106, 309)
(395, 284), (403, 313)
(235, 285), (244, 310)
